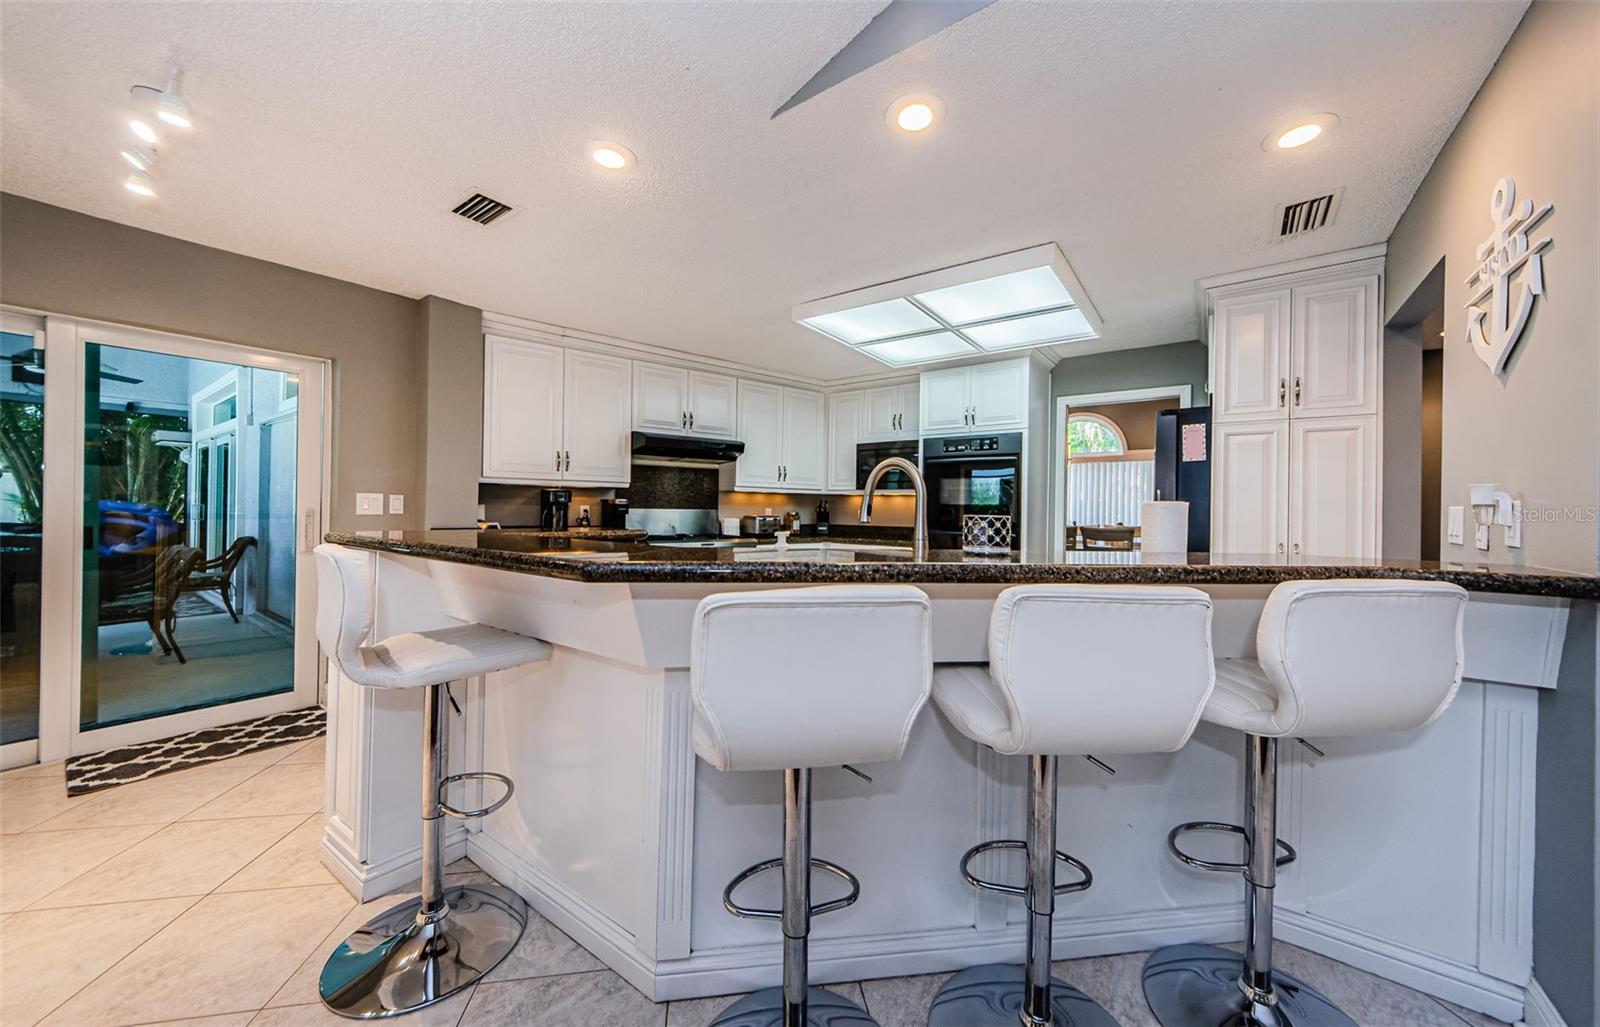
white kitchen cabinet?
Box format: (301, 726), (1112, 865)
(920, 359), (1029, 436)
(562, 350), (633, 484)
(828, 390), (865, 492)
(735, 380), (784, 490)
(734, 381), (825, 492)
(482, 335), (631, 486)
(782, 388), (825, 491)
(1290, 415), (1377, 558)
(1291, 276), (1379, 418)
(483, 337), (563, 481)
(633, 361), (738, 438)
(1212, 290), (1291, 422)
(862, 382), (918, 441)
(687, 371), (738, 438)
(1212, 420), (1289, 556)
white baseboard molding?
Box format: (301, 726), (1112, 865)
(1279, 910), (1525, 1024)
(1518, 977), (1569, 1027)
(320, 827), (468, 902)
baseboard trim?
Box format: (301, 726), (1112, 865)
(1518, 977), (1569, 1027)
(320, 826), (468, 902)
(1278, 910), (1524, 1023)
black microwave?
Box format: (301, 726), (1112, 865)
(856, 440), (919, 491)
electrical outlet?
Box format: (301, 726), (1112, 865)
(388, 494), (405, 515)
(1475, 522), (1490, 551)
(1447, 506), (1464, 546)
(1504, 500), (1523, 548)
(356, 492), (384, 516)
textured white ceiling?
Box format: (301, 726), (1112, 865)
(1, 1), (1525, 379)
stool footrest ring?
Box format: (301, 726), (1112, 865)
(438, 772), (515, 820)
(1168, 821), (1296, 873)
(722, 857), (861, 921)
(959, 839), (1093, 896)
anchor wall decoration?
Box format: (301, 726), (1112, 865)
(1464, 176), (1553, 376)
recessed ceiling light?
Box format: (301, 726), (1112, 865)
(124, 172), (156, 198)
(590, 141), (634, 171)
(886, 93), (943, 135)
(1264, 113), (1338, 152)
(120, 146), (157, 172)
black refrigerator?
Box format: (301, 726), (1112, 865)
(1153, 406), (1212, 553)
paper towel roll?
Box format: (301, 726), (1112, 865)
(1140, 501), (1189, 555)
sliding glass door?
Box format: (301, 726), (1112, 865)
(11, 312), (327, 763)
(0, 313), (46, 768)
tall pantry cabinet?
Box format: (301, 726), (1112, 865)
(1206, 255), (1382, 559)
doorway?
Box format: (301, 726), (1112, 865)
(2, 311), (327, 767)
(1383, 260), (1445, 561)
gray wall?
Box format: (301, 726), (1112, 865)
(1381, 324), (1423, 560)
(417, 296), (485, 529)
(1050, 340), (1208, 404)
(1385, 0), (1599, 577)
(1383, 4), (1600, 1021)
(0, 194), (487, 533)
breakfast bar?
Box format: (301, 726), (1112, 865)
(317, 531), (1595, 1022)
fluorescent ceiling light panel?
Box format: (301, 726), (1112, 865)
(802, 298), (939, 344)
(913, 266), (1072, 325)
(964, 308), (1095, 351)
(792, 243), (1102, 368)
(857, 332), (974, 366)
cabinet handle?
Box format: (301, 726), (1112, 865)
(556, 448), (561, 471)
(681, 411), (687, 428)
(1278, 379), (1287, 408)
(689, 411), (695, 429)
(1292, 542), (1301, 554)
(1293, 376), (1302, 406)
(1277, 542), (1285, 554)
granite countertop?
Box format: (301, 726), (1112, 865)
(477, 526), (647, 541)
(324, 530), (1600, 599)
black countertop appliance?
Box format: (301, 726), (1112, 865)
(1153, 406), (1212, 552)
(539, 488), (572, 532)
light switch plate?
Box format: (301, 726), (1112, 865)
(1447, 506), (1464, 546)
(1504, 500), (1522, 548)
(356, 492), (384, 516)
(388, 494), (405, 515)
(1475, 522), (1491, 551)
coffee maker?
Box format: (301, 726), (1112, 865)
(539, 488), (572, 532)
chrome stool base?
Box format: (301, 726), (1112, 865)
(708, 986), (877, 1027)
(1141, 944), (1356, 1027)
(929, 964), (1118, 1027)
(319, 883), (528, 1019)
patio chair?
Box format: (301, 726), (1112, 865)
(151, 544), (203, 663)
(178, 536), (257, 622)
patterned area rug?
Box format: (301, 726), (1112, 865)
(65, 706), (325, 795)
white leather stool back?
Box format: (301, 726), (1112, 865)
(1255, 580), (1467, 737)
(316, 543), (376, 682)
(691, 585), (933, 772)
(974, 585), (1215, 756)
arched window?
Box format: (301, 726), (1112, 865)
(1067, 413), (1126, 456)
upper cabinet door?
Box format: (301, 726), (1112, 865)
(827, 391), (865, 492)
(1291, 276), (1378, 418)
(920, 367), (970, 434)
(483, 337), (562, 480)
(1211, 420), (1289, 557)
(1213, 290), (1291, 422)
(1290, 414), (1376, 559)
(970, 359), (1029, 430)
(633, 361), (689, 433)
(735, 380), (784, 489)
(562, 350), (632, 484)
(862, 385), (901, 441)
(781, 387), (826, 492)
(687, 371), (738, 438)
(894, 383), (920, 439)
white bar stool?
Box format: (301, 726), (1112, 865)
(691, 585), (933, 1027)
(312, 544), (554, 1019)
(1143, 579), (1467, 1027)
(928, 584), (1217, 1027)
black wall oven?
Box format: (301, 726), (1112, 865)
(922, 432), (1023, 550)
(856, 440), (920, 491)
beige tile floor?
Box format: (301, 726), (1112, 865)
(0, 740), (1509, 1027)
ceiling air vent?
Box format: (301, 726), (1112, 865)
(451, 192), (514, 226)
(1272, 187), (1344, 241)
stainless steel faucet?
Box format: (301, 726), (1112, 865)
(860, 456), (927, 560)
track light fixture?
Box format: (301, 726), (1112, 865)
(119, 67), (194, 200)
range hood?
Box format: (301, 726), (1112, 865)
(630, 431), (746, 466)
